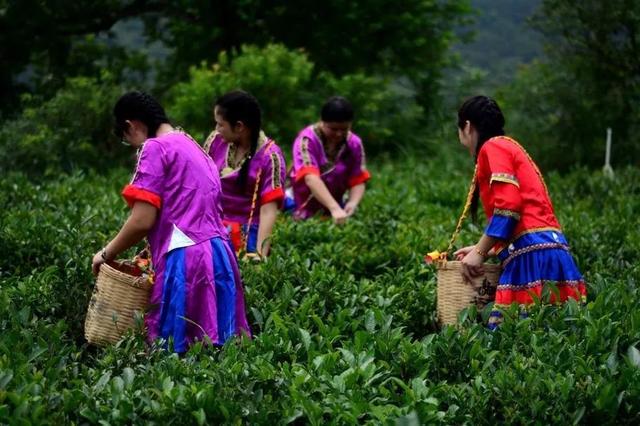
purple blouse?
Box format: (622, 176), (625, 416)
(205, 131), (286, 225)
(121, 131), (228, 263)
(289, 124), (371, 219)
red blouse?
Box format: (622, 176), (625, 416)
(477, 136), (561, 253)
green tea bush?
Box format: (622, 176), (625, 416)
(1, 147), (639, 424)
(168, 44), (425, 155)
(168, 44), (317, 144)
(0, 74), (125, 176)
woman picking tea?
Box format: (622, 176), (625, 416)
(91, 91), (251, 352)
(203, 91), (286, 258)
(453, 95), (586, 329)
(287, 96), (371, 224)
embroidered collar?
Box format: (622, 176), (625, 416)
(313, 124), (347, 165)
(221, 131), (269, 177)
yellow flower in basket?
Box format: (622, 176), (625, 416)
(424, 250), (444, 264)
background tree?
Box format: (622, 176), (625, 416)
(142, 0), (472, 118)
(0, 0), (163, 116)
(500, 0), (640, 169)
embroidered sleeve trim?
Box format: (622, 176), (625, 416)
(494, 208), (521, 220)
(358, 140), (367, 169)
(348, 170), (371, 187)
(122, 184), (162, 209)
(294, 166), (320, 183)
(270, 152), (282, 188)
(202, 131), (218, 154)
(490, 173), (519, 187)
(301, 137), (312, 166)
(261, 188), (285, 205)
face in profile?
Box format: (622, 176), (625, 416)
(214, 106), (239, 144)
(120, 120), (149, 148)
(320, 121), (351, 145)
(457, 120), (476, 153)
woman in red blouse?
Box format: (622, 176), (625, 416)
(453, 96), (586, 329)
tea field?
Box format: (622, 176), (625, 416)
(1, 150), (639, 424)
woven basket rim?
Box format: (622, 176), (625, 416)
(435, 259), (502, 272)
(100, 261), (153, 290)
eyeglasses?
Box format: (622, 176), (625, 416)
(113, 122), (131, 146)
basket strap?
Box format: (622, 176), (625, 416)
(498, 136), (555, 215)
(243, 140), (274, 254)
(444, 164), (478, 258)
(444, 137), (546, 259)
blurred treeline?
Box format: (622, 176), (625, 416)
(0, 0), (638, 176)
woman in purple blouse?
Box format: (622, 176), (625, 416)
(288, 96), (371, 224)
(203, 91), (286, 258)
(91, 91), (250, 353)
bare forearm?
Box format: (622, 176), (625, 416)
(104, 203), (157, 260)
(476, 234), (499, 257)
(257, 202), (278, 256)
(305, 174), (341, 212)
(347, 183), (365, 205)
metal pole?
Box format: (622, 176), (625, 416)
(603, 127), (614, 178)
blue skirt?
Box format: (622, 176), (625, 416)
(488, 230), (587, 329)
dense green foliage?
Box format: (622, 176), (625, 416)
(0, 74), (124, 176)
(496, 0), (640, 170)
(0, 0), (470, 121)
(452, 0), (543, 91)
(1, 145), (639, 423)
(0, 44), (425, 176)
(168, 44), (424, 155)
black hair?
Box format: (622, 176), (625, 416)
(321, 96), (354, 123)
(457, 95), (506, 221)
(215, 90), (262, 189)
(113, 91), (169, 139)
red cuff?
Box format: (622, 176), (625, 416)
(294, 166), (321, 183)
(261, 187), (285, 205)
(348, 170), (371, 187)
(122, 184), (161, 209)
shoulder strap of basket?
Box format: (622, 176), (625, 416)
(444, 137), (551, 258)
(499, 136), (555, 214)
(243, 140), (275, 253)
(444, 164), (478, 258)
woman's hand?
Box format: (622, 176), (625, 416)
(343, 201), (358, 217)
(330, 206), (348, 225)
(454, 245), (475, 261)
(90, 201), (158, 277)
(460, 247), (485, 284)
(92, 249), (107, 276)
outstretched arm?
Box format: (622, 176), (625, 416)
(92, 201), (158, 275)
(344, 183), (366, 216)
(256, 201), (279, 256)
(304, 174), (348, 225)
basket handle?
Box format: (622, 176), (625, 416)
(442, 164), (478, 259)
(443, 137), (548, 259)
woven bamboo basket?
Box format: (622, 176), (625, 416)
(436, 260), (501, 325)
(433, 163), (505, 326)
(84, 261), (152, 346)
